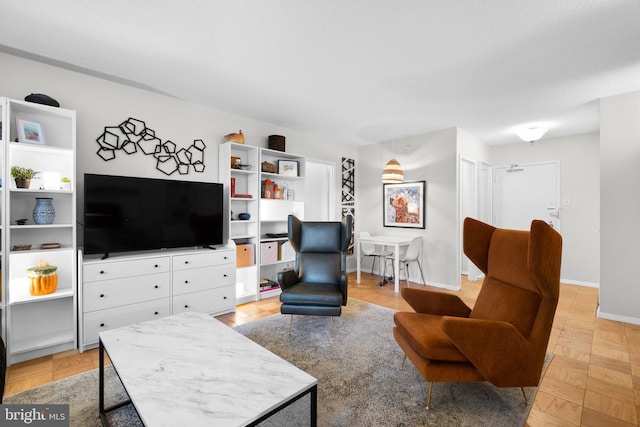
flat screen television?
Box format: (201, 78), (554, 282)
(84, 174), (224, 257)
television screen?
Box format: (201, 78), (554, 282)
(84, 174), (224, 256)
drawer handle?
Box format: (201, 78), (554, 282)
(100, 323), (105, 327)
(154, 264), (159, 268)
(223, 274), (227, 277)
(100, 294), (105, 298)
(184, 304), (189, 308)
(184, 280), (189, 284)
(99, 270), (105, 275)
(155, 311), (159, 315)
(224, 256), (228, 259)
(154, 285), (159, 289)
(223, 296), (227, 300)
(184, 261), (189, 264)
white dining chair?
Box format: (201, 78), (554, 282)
(359, 231), (393, 279)
(386, 236), (426, 285)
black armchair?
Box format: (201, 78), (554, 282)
(277, 215), (352, 336)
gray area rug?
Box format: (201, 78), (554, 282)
(5, 299), (548, 426)
(236, 298), (548, 426)
(4, 365), (140, 426)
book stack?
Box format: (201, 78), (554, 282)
(230, 177), (252, 198)
(259, 278), (280, 292)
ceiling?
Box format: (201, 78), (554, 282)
(1, 1), (640, 146)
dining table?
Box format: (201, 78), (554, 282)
(356, 235), (419, 293)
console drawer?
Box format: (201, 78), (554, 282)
(173, 251), (233, 270)
(173, 265), (235, 295)
(83, 273), (171, 312)
(172, 286), (234, 315)
(83, 257), (170, 282)
(83, 298), (171, 346)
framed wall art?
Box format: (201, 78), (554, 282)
(383, 181), (426, 228)
(278, 160), (298, 176)
(16, 117), (46, 145)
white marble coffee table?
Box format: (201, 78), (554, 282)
(99, 312), (317, 426)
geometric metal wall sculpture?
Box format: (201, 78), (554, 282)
(96, 117), (206, 175)
(341, 157), (355, 255)
(341, 157), (355, 204)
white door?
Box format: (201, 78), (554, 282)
(304, 159), (336, 221)
(493, 161), (560, 231)
(459, 158), (478, 277)
(478, 162), (492, 224)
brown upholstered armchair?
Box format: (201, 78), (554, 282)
(393, 217), (562, 410)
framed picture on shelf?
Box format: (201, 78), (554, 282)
(278, 160), (298, 176)
(16, 117), (46, 145)
(383, 181), (426, 229)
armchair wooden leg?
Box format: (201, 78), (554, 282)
(425, 382), (433, 411)
(521, 387), (529, 405)
(400, 354), (407, 371)
(288, 315), (293, 336)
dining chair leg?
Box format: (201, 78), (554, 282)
(330, 317), (335, 338)
(400, 354), (407, 371)
(521, 387), (528, 405)
(288, 315), (294, 335)
(404, 262), (410, 285)
(416, 260), (426, 285)
(384, 258), (395, 282)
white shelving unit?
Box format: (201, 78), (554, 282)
(258, 148), (305, 299)
(219, 143), (305, 303)
(219, 142), (260, 304)
(2, 98), (76, 364)
(0, 100), (5, 344)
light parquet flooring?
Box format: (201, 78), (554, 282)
(4, 273), (640, 426)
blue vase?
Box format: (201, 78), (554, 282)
(33, 198), (55, 225)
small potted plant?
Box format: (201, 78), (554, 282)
(60, 176), (71, 191)
(11, 166), (35, 189)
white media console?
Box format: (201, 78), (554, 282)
(79, 244), (236, 351)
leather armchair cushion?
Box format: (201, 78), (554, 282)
(394, 312), (468, 362)
(279, 282), (343, 306)
(299, 222), (342, 253)
(299, 253), (341, 284)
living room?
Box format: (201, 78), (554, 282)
(1, 2), (640, 426)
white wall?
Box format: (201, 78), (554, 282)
(600, 90), (640, 324)
(489, 133), (600, 286)
(0, 52), (358, 244)
(356, 128), (459, 289)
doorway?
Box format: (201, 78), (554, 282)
(305, 159), (336, 221)
(493, 161), (561, 231)
(460, 158), (476, 277)
(459, 157), (485, 282)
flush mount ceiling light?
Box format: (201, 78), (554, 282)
(382, 158), (404, 183)
(516, 126), (548, 144)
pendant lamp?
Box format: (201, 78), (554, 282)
(382, 158), (403, 183)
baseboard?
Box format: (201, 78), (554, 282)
(424, 281), (461, 291)
(560, 278), (599, 288)
(597, 307), (640, 326)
